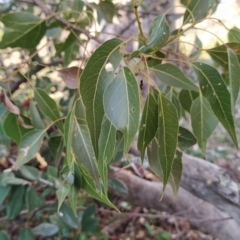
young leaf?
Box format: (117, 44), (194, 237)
(190, 96), (218, 152)
(15, 130), (45, 168)
(98, 115), (116, 193)
(104, 66), (140, 154)
(56, 184), (71, 212)
(58, 67), (82, 89)
(0, 12), (46, 49)
(228, 27), (240, 43)
(48, 136), (64, 164)
(193, 62), (238, 147)
(29, 101), (45, 129)
(137, 93), (158, 160)
(157, 92), (178, 188)
(227, 48), (240, 108)
(178, 126), (197, 151)
(34, 88), (64, 132)
(183, 0), (210, 24)
(140, 15), (170, 54)
(72, 118), (99, 183)
(179, 89), (199, 112)
(80, 38), (123, 157)
(150, 63), (198, 91)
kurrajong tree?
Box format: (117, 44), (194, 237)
(0, 0), (239, 238)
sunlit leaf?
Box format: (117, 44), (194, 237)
(228, 27), (240, 43)
(190, 95), (218, 152)
(15, 130), (45, 168)
(137, 93), (158, 160)
(140, 15), (170, 54)
(104, 66), (140, 154)
(80, 38), (123, 156)
(34, 88), (64, 132)
(0, 12), (46, 49)
(150, 63), (198, 91)
(193, 62), (237, 147)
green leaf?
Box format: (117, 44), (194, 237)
(193, 62), (237, 147)
(48, 136), (64, 164)
(81, 205), (98, 232)
(19, 165), (41, 181)
(190, 35), (202, 59)
(206, 43), (240, 68)
(108, 178), (128, 194)
(68, 186), (78, 216)
(72, 0), (84, 20)
(97, 0), (115, 23)
(190, 96), (218, 152)
(3, 112), (31, 145)
(56, 184), (71, 212)
(157, 92), (179, 189)
(0, 12), (46, 49)
(227, 48), (240, 108)
(104, 66), (140, 154)
(0, 185), (11, 205)
(32, 223), (59, 237)
(15, 130), (45, 168)
(29, 101), (45, 130)
(98, 115), (116, 193)
(179, 89), (199, 112)
(150, 63), (198, 91)
(168, 151), (182, 195)
(140, 15), (170, 54)
(137, 93), (158, 160)
(80, 38), (123, 156)
(59, 203), (79, 229)
(25, 186), (44, 212)
(183, 0), (210, 24)
(7, 186), (25, 220)
(0, 231), (10, 240)
(72, 117), (99, 183)
(78, 163), (118, 211)
(178, 126), (197, 151)
(0, 172), (29, 185)
(228, 27), (240, 43)
(34, 88), (64, 132)
(18, 229), (34, 240)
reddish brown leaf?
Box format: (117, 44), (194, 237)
(18, 116), (33, 129)
(58, 66), (82, 89)
(1, 90), (20, 114)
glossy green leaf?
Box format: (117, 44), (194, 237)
(179, 89), (199, 112)
(0, 12), (46, 49)
(72, 117), (99, 183)
(0, 185), (11, 204)
(227, 48), (240, 108)
(80, 38), (123, 156)
(98, 115), (116, 193)
(193, 62), (237, 146)
(183, 0), (209, 24)
(0, 231), (10, 240)
(20, 165), (41, 181)
(157, 92), (178, 188)
(228, 27), (240, 43)
(190, 96), (218, 152)
(18, 229), (34, 240)
(56, 184), (71, 212)
(169, 151), (182, 195)
(34, 88), (64, 132)
(206, 43), (240, 68)
(104, 67), (140, 154)
(29, 101), (45, 130)
(32, 223), (59, 237)
(7, 186), (25, 220)
(48, 136), (64, 164)
(25, 186), (44, 212)
(78, 163), (118, 211)
(150, 63), (198, 91)
(108, 178), (128, 194)
(15, 130), (45, 168)
(140, 15), (170, 54)
(178, 126), (197, 151)
(3, 113), (31, 145)
(137, 93), (158, 160)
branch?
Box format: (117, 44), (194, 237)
(31, 0), (101, 44)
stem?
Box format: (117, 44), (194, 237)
(133, 1), (146, 45)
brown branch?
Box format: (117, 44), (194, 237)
(31, 0), (102, 44)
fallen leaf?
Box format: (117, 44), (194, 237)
(58, 66), (82, 89)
